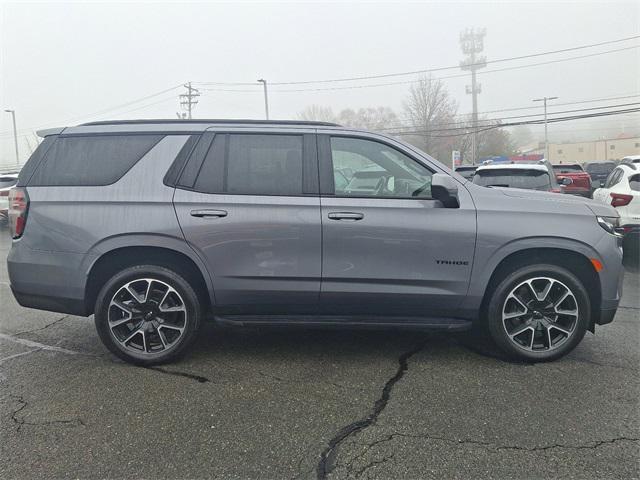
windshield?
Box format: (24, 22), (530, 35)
(553, 165), (583, 173)
(473, 169), (551, 190)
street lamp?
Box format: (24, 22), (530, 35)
(257, 79), (269, 120)
(4, 109), (19, 166)
(532, 96), (558, 161)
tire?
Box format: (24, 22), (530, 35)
(486, 264), (590, 362)
(95, 265), (202, 365)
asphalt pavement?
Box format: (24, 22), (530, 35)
(1, 231), (638, 479)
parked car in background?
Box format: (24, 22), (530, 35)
(0, 172), (19, 227)
(454, 165), (477, 180)
(621, 155), (640, 165)
(592, 162), (640, 256)
(552, 164), (592, 197)
(585, 161), (616, 188)
(473, 161), (568, 193)
(7, 119), (624, 366)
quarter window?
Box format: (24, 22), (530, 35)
(329, 137), (433, 198)
(29, 135), (162, 186)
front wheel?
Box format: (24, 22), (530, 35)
(95, 265), (201, 365)
(486, 264), (590, 362)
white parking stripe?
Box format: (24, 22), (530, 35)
(0, 349), (40, 365)
(0, 333), (81, 355)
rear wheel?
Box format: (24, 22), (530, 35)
(95, 265), (201, 365)
(486, 264), (590, 362)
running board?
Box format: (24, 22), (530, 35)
(214, 315), (472, 331)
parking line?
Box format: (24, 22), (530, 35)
(0, 333), (82, 355)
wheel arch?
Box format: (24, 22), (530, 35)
(83, 236), (214, 316)
(478, 247), (601, 332)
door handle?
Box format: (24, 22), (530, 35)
(190, 209), (228, 218)
(328, 212), (364, 221)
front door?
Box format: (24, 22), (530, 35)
(173, 131), (321, 313)
(318, 134), (476, 318)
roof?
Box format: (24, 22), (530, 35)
(622, 155), (640, 161)
(476, 163), (549, 172)
(79, 119), (341, 127)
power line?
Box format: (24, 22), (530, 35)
(195, 34), (640, 86)
(0, 84), (183, 137)
(195, 45), (638, 94)
(392, 107), (640, 137)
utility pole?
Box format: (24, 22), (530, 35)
(460, 28), (486, 164)
(257, 79), (269, 120)
(179, 82), (200, 119)
(533, 96), (558, 161)
(4, 109), (19, 166)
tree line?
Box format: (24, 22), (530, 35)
(298, 75), (522, 165)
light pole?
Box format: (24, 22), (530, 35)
(532, 96), (558, 161)
(4, 109), (19, 166)
(257, 79), (269, 120)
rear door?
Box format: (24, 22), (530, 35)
(173, 129), (321, 313)
(593, 167), (622, 204)
(317, 133), (477, 318)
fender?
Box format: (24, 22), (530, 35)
(82, 232), (216, 306)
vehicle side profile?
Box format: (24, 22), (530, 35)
(7, 120), (624, 365)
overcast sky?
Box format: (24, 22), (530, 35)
(1, 0), (639, 166)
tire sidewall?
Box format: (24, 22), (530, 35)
(95, 265), (201, 365)
(487, 264), (590, 362)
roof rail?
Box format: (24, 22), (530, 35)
(79, 119), (341, 127)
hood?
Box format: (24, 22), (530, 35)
(497, 187), (619, 217)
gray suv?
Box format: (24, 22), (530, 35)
(7, 120), (624, 365)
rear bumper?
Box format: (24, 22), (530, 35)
(7, 241), (93, 316)
(11, 286), (88, 316)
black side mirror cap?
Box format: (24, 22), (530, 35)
(431, 173), (459, 208)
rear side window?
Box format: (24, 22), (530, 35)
(16, 136), (57, 186)
(29, 134), (162, 186)
(192, 134), (305, 196)
(629, 174), (640, 192)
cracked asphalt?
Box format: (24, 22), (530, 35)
(1, 231), (638, 480)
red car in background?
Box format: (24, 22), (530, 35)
(552, 164), (592, 197)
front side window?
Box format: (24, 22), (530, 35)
(193, 134), (304, 196)
(473, 168), (552, 191)
(330, 137), (433, 198)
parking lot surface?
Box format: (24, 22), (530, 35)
(1, 231), (638, 479)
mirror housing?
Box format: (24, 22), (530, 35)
(431, 173), (459, 208)
(561, 177), (573, 186)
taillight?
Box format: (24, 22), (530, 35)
(550, 188), (563, 193)
(8, 187), (29, 239)
(610, 192), (633, 207)
(0, 190), (9, 197)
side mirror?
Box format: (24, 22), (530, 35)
(431, 173), (459, 208)
(561, 177), (573, 186)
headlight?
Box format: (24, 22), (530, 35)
(597, 216), (622, 237)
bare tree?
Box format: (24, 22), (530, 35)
(403, 75), (458, 162)
(297, 105), (337, 123)
(337, 107), (398, 132)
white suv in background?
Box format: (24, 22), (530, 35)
(593, 162), (640, 253)
(0, 173), (19, 227)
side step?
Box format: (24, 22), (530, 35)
(214, 315), (472, 331)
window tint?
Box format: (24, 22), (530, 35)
(473, 169), (552, 190)
(605, 168), (622, 188)
(192, 134), (304, 196)
(30, 135), (162, 186)
(16, 136), (56, 186)
(629, 174), (640, 192)
(330, 137), (433, 198)
(164, 135), (200, 186)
